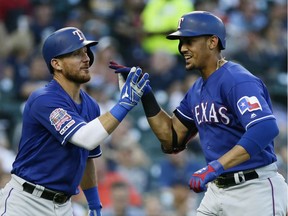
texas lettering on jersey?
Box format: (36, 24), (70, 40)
(193, 102), (230, 125)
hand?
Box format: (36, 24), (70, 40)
(109, 61), (151, 94)
(109, 60), (131, 80)
(118, 67), (150, 111)
(88, 209), (101, 216)
(189, 160), (224, 193)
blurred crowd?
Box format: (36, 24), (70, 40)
(0, 0), (287, 215)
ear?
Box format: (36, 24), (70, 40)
(207, 35), (219, 50)
(51, 58), (63, 71)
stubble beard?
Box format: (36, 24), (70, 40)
(65, 70), (91, 84)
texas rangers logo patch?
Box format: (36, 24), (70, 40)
(49, 108), (72, 131)
(237, 96), (262, 114)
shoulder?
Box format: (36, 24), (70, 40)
(221, 61), (260, 83)
(218, 61), (264, 91)
(26, 82), (65, 108)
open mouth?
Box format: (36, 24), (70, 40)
(184, 55), (192, 61)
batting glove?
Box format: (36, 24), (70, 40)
(189, 160), (224, 193)
(109, 60), (152, 94)
(88, 209), (102, 216)
(118, 67), (149, 111)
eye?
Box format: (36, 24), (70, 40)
(72, 48), (87, 57)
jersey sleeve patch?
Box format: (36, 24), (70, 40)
(237, 96), (262, 115)
(50, 108), (72, 131)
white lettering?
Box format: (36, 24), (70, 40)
(194, 105), (201, 124)
(73, 30), (84, 40)
(209, 103), (219, 123)
(201, 102), (208, 122)
(219, 107), (230, 124)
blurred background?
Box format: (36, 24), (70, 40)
(0, 0), (286, 215)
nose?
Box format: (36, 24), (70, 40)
(83, 52), (90, 63)
(179, 41), (187, 54)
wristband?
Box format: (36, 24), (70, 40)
(141, 91), (161, 117)
(110, 103), (129, 122)
(83, 187), (102, 210)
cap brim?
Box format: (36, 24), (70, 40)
(167, 30), (204, 40)
(84, 40), (98, 47)
(166, 31), (182, 40)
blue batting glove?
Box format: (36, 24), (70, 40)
(189, 160), (224, 193)
(109, 60), (152, 94)
(110, 67), (150, 121)
(88, 209), (102, 216)
(118, 67), (149, 110)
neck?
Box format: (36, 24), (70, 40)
(201, 56), (227, 80)
(54, 76), (81, 103)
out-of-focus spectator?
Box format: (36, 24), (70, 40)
(109, 0), (147, 66)
(96, 156), (143, 208)
(90, 36), (123, 90)
(0, 128), (15, 173)
(19, 53), (51, 100)
(0, 0), (31, 33)
(29, 1), (63, 47)
(226, 0), (268, 32)
(0, 64), (15, 100)
(147, 49), (185, 92)
(140, 0), (194, 55)
(153, 151), (203, 216)
(143, 194), (170, 216)
(260, 20), (287, 86)
(0, 124), (15, 188)
(101, 117), (141, 171)
(101, 180), (146, 216)
(230, 30), (266, 78)
(115, 136), (151, 194)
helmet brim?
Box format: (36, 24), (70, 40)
(167, 30), (203, 40)
(84, 40), (98, 47)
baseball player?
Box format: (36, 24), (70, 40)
(109, 11), (287, 216)
(0, 27), (150, 216)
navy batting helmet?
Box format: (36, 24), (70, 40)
(167, 11), (226, 50)
(42, 27), (98, 73)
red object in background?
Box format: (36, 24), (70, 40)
(0, 0), (31, 21)
(97, 171), (142, 207)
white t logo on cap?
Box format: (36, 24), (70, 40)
(73, 30), (84, 40)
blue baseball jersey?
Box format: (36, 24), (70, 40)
(12, 79), (102, 195)
(175, 61), (277, 173)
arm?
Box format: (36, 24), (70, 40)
(189, 119), (279, 193)
(81, 159), (102, 216)
(70, 67), (150, 150)
(109, 61), (197, 153)
(142, 91), (198, 153)
(218, 145), (250, 170)
(219, 118), (279, 169)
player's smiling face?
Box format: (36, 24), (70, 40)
(179, 36), (211, 71)
(56, 47), (91, 84)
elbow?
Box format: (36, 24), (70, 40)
(85, 142), (100, 151)
(271, 122), (279, 138)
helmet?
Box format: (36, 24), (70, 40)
(167, 11), (226, 50)
(42, 27), (98, 73)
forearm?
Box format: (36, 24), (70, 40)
(70, 112), (120, 150)
(142, 91), (192, 153)
(81, 159), (102, 214)
(147, 109), (174, 146)
(218, 119), (278, 170)
(218, 145), (250, 170)
(81, 158), (97, 189)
